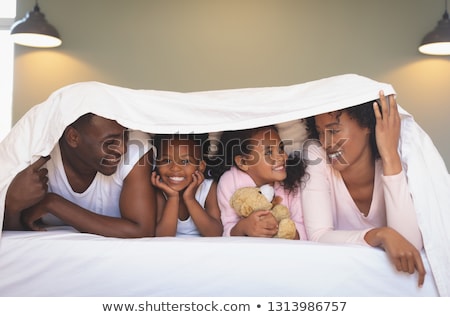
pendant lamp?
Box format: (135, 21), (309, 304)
(419, 0), (450, 55)
(10, 1), (62, 48)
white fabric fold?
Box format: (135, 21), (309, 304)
(0, 73), (448, 295)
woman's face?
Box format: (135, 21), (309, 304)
(314, 111), (371, 172)
(238, 127), (288, 187)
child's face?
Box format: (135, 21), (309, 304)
(156, 138), (204, 191)
(314, 111), (371, 172)
(239, 127), (288, 187)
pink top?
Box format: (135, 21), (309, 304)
(217, 166), (307, 239)
(301, 143), (423, 249)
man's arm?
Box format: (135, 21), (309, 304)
(22, 151), (156, 238)
(3, 156), (50, 230)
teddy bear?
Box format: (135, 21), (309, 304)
(229, 184), (297, 239)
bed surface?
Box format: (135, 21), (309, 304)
(0, 227), (438, 297)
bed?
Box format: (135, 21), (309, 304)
(0, 74), (448, 297)
(0, 227), (438, 297)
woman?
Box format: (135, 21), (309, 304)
(302, 91), (426, 287)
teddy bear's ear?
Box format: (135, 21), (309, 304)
(272, 195), (283, 206)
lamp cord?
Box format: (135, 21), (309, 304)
(444, 0), (449, 20)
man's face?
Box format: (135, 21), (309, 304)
(76, 116), (128, 176)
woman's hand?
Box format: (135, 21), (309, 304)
(373, 91), (402, 175)
(365, 227), (426, 287)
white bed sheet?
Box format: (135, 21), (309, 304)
(0, 228), (438, 297)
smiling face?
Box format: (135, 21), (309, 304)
(237, 127), (288, 187)
(68, 115), (128, 176)
(155, 137), (205, 191)
(314, 111), (372, 172)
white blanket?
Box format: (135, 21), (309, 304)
(0, 74), (449, 296)
(0, 228), (438, 297)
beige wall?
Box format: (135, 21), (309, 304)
(13, 0), (450, 169)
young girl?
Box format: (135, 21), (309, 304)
(302, 91), (426, 286)
(214, 125), (307, 239)
(151, 133), (223, 237)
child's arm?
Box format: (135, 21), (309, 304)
(151, 171), (179, 237)
(155, 194), (180, 237)
(217, 171), (241, 236)
(184, 178), (223, 237)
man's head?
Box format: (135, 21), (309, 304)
(61, 113), (128, 176)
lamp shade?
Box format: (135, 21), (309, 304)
(419, 9), (450, 55)
(10, 3), (61, 48)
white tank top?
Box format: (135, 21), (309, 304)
(176, 178), (213, 237)
(42, 130), (152, 225)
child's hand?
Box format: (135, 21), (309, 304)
(244, 210), (278, 238)
(150, 171), (178, 198)
(182, 170), (204, 202)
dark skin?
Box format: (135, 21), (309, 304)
(3, 156), (50, 230)
(314, 92), (425, 287)
(3, 115), (156, 238)
(151, 138), (222, 237)
(229, 128), (300, 240)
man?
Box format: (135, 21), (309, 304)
(3, 113), (156, 238)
